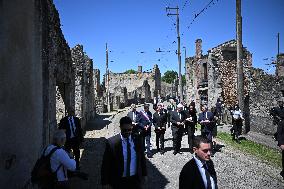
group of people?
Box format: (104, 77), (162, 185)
(101, 101), (222, 189)
(33, 110), (87, 189)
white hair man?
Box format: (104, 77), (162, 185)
(41, 129), (76, 189)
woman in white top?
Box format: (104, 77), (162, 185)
(231, 105), (244, 143)
(42, 130), (76, 189)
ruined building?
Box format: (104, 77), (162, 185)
(0, 1), (96, 188)
(105, 65), (161, 109)
(186, 39), (284, 135)
(185, 39), (252, 110)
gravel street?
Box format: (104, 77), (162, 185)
(71, 105), (284, 189)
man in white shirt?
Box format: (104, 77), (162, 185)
(41, 130), (76, 189)
(101, 116), (147, 189)
(179, 136), (218, 189)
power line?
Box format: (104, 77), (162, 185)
(186, 0), (221, 30)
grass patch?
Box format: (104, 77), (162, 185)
(217, 132), (282, 168)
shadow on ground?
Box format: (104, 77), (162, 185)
(85, 114), (112, 131)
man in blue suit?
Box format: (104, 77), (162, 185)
(198, 105), (215, 143)
(137, 104), (153, 158)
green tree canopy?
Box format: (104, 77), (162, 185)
(162, 70), (186, 85)
(162, 70), (178, 84)
(124, 69), (137, 74)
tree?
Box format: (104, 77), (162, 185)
(162, 70), (178, 84)
(124, 69), (137, 74)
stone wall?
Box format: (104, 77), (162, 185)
(0, 0), (76, 188)
(249, 68), (284, 134)
(106, 65), (161, 108)
(185, 39), (252, 112)
(71, 45), (95, 128)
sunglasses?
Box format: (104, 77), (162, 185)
(201, 149), (211, 153)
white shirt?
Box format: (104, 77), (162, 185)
(44, 144), (76, 181)
(120, 134), (137, 177)
(68, 116), (76, 138)
(133, 112), (137, 122)
(193, 155), (215, 189)
(233, 110), (243, 119)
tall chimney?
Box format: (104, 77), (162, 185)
(195, 39), (202, 59)
(138, 65), (142, 73)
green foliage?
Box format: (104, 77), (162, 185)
(162, 70), (178, 84)
(217, 132), (281, 168)
(162, 70), (186, 85)
(124, 69), (137, 74)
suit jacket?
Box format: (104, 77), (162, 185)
(153, 110), (167, 133)
(137, 111), (153, 135)
(58, 116), (83, 142)
(198, 111), (215, 132)
(170, 111), (187, 131)
(277, 120), (284, 146)
(101, 134), (147, 187)
(127, 111), (140, 124)
(185, 109), (198, 125)
(179, 158), (217, 189)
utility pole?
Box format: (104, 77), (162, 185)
(276, 33), (280, 76)
(106, 43), (110, 112)
(236, 0), (244, 111)
(166, 6), (183, 102)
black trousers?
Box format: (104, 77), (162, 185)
(187, 123), (195, 150)
(232, 119), (243, 139)
(65, 138), (80, 169)
(282, 150), (284, 172)
(172, 126), (183, 152)
(116, 175), (141, 189)
(155, 130), (165, 151)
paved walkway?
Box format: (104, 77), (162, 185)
(70, 105), (284, 189)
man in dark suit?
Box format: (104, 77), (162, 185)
(198, 105), (215, 143)
(185, 104), (198, 153)
(153, 103), (167, 155)
(137, 104), (153, 158)
(275, 99), (284, 179)
(170, 103), (187, 155)
(58, 110), (83, 170)
(127, 104), (140, 135)
(101, 116), (147, 189)
(179, 136), (218, 189)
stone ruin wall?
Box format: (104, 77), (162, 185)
(208, 40), (252, 108)
(71, 45), (95, 128)
(107, 65), (161, 106)
(249, 68), (284, 134)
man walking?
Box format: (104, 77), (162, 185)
(59, 110), (83, 170)
(198, 105), (214, 144)
(153, 103), (167, 155)
(137, 104), (153, 158)
(179, 136), (218, 189)
(127, 104), (140, 134)
(185, 104), (197, 153)
(170, 103), (187, 155)
(101, 117), (147, 189)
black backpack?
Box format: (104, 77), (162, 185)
(31, 146), (61, 184)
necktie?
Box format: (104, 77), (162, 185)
(126, 138), (131, 177)
(203, 163), (212, 189)
(133, 112), (136, 122)
(179, 113), (181, 120)
(68, 116), (76, 137)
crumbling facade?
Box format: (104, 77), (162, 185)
(71, 45), (96, 128)
(105, 65), (161, 109)
(0, 1), (96, 188)
(185, 39), (252, 111)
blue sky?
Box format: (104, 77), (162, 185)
(54, 0), (284, 77)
